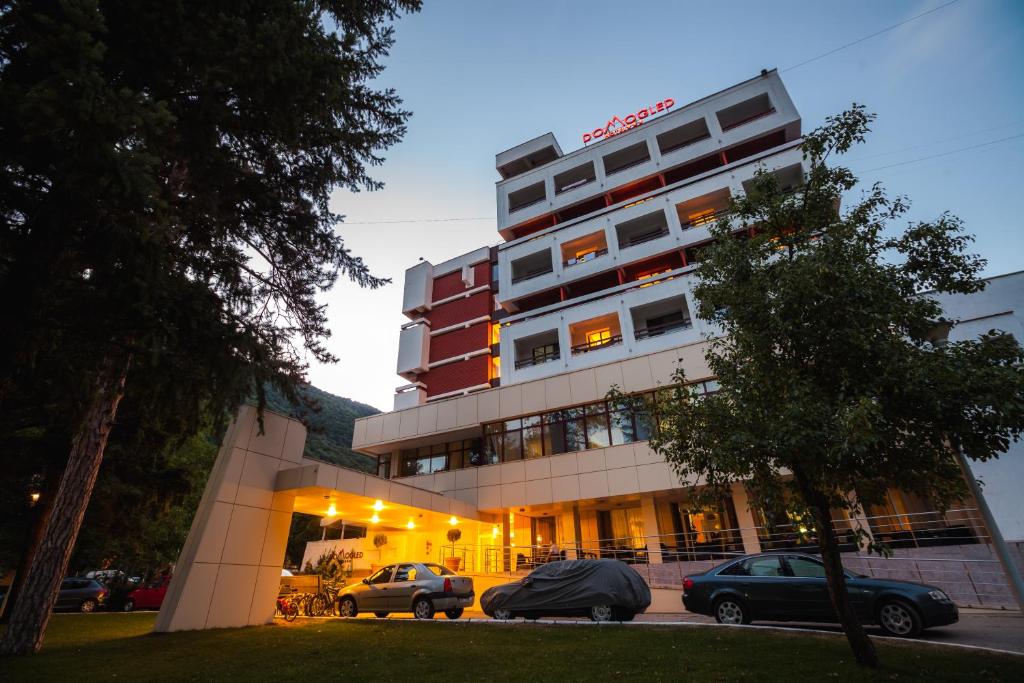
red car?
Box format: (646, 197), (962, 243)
(124, 575), (171, 612)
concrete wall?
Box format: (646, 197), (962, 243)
(153, 406), (305, 632)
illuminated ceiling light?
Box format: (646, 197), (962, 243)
(536, 535), (542, 543)
(491, 525), (499, 538)
(372, 500), (384, 512)
(449, 515), (458, 526)
(371, 513), (380, 524)
(326, 503), (337, 517)
(407, 519), (416, 530)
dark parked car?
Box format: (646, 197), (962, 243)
(682, 553), (958, 637)
(55, 578), (107, 613)
(481, 559), (651, 622)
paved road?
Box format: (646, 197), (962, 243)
(342, 608), (1024, 655)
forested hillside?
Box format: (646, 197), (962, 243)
(261, 384), (381, 473)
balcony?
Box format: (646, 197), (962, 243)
(676, 188), (732, 230)
(510, 249), (553, 284)
(495, 71), (801, 238)
(514, 330), (561, 369)
(561, 231), (609, 268)
(569, 313), (623, 356)
(631, 296), (693, 341)
(615, 210), (670, 250)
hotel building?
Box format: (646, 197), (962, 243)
(157, 71), (1023, 631)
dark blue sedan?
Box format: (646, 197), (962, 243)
(682, 553), (958, 637)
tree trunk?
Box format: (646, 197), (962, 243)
(0, 354), (131, 656)
(0, 474), (56, 624)
(802, 485), (879, 668)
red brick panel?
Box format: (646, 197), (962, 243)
(429, 322), (489, 363)
(428, 291), (491, 329)
(432, 262), (491, 301)
(423, 355), (489, 397)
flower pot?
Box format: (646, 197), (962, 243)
(443, 556), (462, 572)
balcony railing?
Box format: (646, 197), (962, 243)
(514, 349), (560, 369)
(570, 334), (623, 355)
(681, 209), (727, 229)
(634, 319), (692, 340)
(511, 265), (554, 284)
(619, 227), (669, 249)
(563, 248), (608, 268)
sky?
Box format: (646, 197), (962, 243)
(307, 0), (1024, 411)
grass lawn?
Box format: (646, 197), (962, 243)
(2, 613), (1020, 682)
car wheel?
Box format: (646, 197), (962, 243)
(877, 600), (922, 637)
(122, 599), (135, 612)
(413, 597), (435, 620)
(374, 612), (390, 619)
(493, 608), (513, 620)
(80, 599), (98, 613)
(713, 597), (749, 625)
(444, 608), (464, 619)
(338, 596), (358, 618)
(590, 604), (614, 622)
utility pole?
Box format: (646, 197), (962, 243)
(956, 448), (1024, 612)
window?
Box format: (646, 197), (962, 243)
(423, 563), (455, 576)
(786, 556), (826, 578)
(740, 556), (783, 577)
(393, 564), (418, 582)
(367, 567), (394, 584)
(532, 343), (558, 363)
(554, 162), (596, 194)
(586, 328), (612, 347)
(399, 439), (482, 476)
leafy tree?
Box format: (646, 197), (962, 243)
(645, 106), (1024, 667)
(0, 0), (420, 655)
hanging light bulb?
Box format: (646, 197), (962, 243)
(371, 513), (380, 524)
(372, 500), (384, 512)
(449, 515), (458, 526)
(326, 503), (337, 517)
(407, 519), (416, 530)
(491, 525), (499, 538)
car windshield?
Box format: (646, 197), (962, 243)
(422, 563), (454, 576)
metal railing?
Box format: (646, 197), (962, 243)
(511, 265), (554, 284)
(563, 248), (609, 268)
(514, 349), (560, 369)
(570, 334), (623, 355)
(634, 319), (692, 340)
(619, 227), (670, 248)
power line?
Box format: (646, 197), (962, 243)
(782, 0), (961, 73)
(844, 120), (1024, 164)
(343, 216), (494, 225)
(856, 133), (1024, 173)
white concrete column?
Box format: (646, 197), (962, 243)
(730, 482), (763, 555)
(153, 405), (306, 632)
(640, 496), (663, 564)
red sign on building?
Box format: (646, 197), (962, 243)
(582, 98), (675, 144)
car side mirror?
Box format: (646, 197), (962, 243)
(522, 578), (533, 587)
(362, 578), (369, 585)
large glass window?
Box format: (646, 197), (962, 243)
(400, 439), (482, 477)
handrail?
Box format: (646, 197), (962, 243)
(511, 265), (554, 284)
(620, 227), (669, 248)
(514, 349), (560, 369)
(634, 319), (692, 340)
(571, 334), (623, 355)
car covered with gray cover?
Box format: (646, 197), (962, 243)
(481, 559), (651, 621)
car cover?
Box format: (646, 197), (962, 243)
(480, 559), (651, 615)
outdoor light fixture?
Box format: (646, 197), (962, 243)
(492, 525), (499, 538)
(449, 515), (458, 526)
(371, 513), (380, 524)
(30, 492), (40, 504)
(406, 519), (416, 530)
(326, 503), (337, 517)
(372, 499), (384, 512)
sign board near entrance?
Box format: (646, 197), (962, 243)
(582, 98), (675, 144)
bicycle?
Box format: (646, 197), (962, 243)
(275, 595), (299, 622)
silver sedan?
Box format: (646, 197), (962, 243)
(336, 562), (474, 619)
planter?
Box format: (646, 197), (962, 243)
(443, 556), (462, 572)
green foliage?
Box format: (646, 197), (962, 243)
(649, 104), (1024, 537)
(372, 534), (388, 550)
(446, 528), (462, 545)
(261, 384), (380, 473)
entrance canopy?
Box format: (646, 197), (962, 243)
(276, 459), (486, 530)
